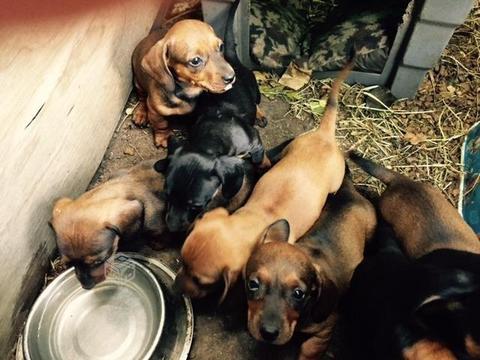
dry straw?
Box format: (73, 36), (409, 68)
(258, 1), (480, 204)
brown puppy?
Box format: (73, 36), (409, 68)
(245, 176), (376, 360)
(50, 160), (166, 289)
(132, 20), (235, 147)
(175, 62), (353, 301)
(348, 151), (480, 258)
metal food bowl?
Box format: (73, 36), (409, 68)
(23, 255), (165, 360)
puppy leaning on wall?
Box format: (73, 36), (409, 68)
(132, 18), (235, 147)
(245, 174), (376, 360)
(154, 0), (271, 233)
(174, 60), (353, 302)
(50, 160), (166, 289)
(346, 152), (480, 359)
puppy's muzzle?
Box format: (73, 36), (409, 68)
(75, 269), (97, 290)
(223, 72), (235, 85)
(260, 324), (280, 342)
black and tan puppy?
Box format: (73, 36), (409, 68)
(345, 222), (480, 360)
(50, 160), (165, 289)
(345, 152), (480, 359)
(193, 0), (267, 128)
(155, 138), (289, 232)
(348, 151), (480, 258)
(245, 175), (376, 360)
(153, 0), (270, 232)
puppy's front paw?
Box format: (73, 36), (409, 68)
(255, 106), (268, 128)
(255, 115), (268, 128)
(132, 101), (148, 127)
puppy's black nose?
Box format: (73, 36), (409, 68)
(80, 280), (96, 290)
(223, 72), (235, 85)
(260, 325), (279, 342)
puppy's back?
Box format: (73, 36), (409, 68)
(349, 152), (480, 258)
(299, 176), (377, 291)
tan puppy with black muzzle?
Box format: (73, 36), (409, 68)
(132, 20), (235, 147)
(50, 160), (166, 289)
(245, 175), (377, 360)
(174, 61), (353, 302)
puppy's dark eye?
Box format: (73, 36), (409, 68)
(248, 278), (260, 292)
(188, 204), (203, 212)
(292, 288), (305, 300)
(218, 43), (224, 52)
(188, 57), (203, 67)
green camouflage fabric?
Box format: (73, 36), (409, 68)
(249, 0), (309, 70)
(308, 12), (391, 73)
(250, 0), (392, 74)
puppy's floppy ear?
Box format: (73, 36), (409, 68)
(219, 267), (238, 304)
(107, 199), (144, 235)
(154, 158), (169, 173)
(413, 270), (479, 330)
(141, 39), (175, 92)
(260, 219), (290, 244)
(167, 136), (185, 155)
(214, 156), (245, 199)
(312, 271), (339, 322)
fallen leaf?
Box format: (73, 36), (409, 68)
(123, 145), (135, 156)
(404, 132), (428, 145)
(307, 99), (327, 116)
(278, 62), (312, 90)
(254, 71), (269, 82)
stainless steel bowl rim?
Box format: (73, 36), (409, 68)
(124, 253), (194, 360)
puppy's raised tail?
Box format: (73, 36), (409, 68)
(224, 0), (240, 63)
(348, 150), (400, 185)
(318, 57), (354, 136)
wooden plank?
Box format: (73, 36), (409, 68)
(0, 0), (159, 354)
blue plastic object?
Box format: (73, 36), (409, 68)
(460, 121), (480, 235)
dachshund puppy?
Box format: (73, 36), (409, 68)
(174, 61), (353, 301)
(345, 222), (480, 360)
(50, 160), (165, 289)
(153, 0), (270, 232)
(245, 175), (376, 360)
(132, 19), (235, 147)
(154, 138), (290, 233)
(348, 152), (480, 258)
